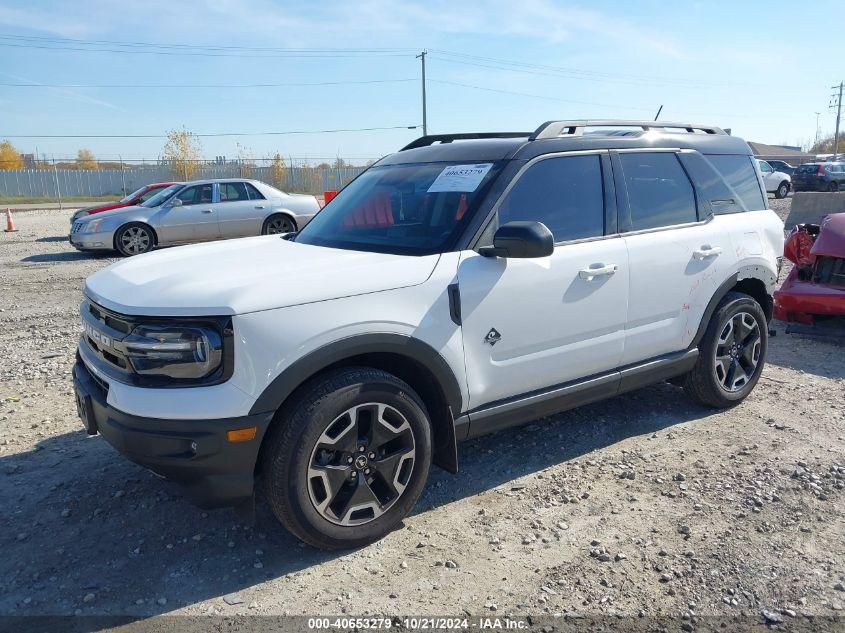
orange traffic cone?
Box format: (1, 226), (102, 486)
(4, 208), (18, 233)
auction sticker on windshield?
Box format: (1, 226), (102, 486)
(428, 163), (493, 192)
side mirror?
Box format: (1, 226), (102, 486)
(478, 221), (554, 258)
(169, 198), (183, 207)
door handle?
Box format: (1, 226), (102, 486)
(693, 245), (722, 260)
(201, 209), (213, 214)
(579, 263), (618, 281)
(254, 205), (265, 209)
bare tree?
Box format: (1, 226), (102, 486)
(163, 127), (203, 180)
(76, 149), (97, 170)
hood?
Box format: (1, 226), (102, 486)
(84, 236), (440, 316)
(76, 204), (144, 223)
(811, 213), (845, 258)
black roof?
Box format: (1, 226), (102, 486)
(377, 120), (753, 166)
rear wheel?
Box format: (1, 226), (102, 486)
(682, 291), (767, 408)
(262, 214), (296, 235)
(775, 181), (790, 199)
(115, 223), (155, 256)
(261, 367), (432, 549)
(828, 181), (840, 192)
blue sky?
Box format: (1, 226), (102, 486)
(0, 0), (841, 164)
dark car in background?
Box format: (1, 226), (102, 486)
(69, 182), (176, 224)
(765, 160), (796, 175)
(792, 162), (845, 192)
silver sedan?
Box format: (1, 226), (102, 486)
(69, 179), (321, 256)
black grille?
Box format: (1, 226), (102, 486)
(815, 257), (845, 287)
(88, 302), (133, 334)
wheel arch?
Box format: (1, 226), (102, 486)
(262, 210), (298, 232)
(689, 268), (775, 349)
(251, 334), (463, 474)
(112, 221), (158, 251)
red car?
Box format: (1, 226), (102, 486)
(774, 212), (845, 337)
(69, 182), (176, 224)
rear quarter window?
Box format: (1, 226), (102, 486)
(705, 154), (767, 211)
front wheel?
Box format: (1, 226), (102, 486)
(682, 291), (768, 408)
(828, 181), (840, 192)
(115, 223), (155, 256)
(262, 214), (296, 235)
(775, 181), (790, 199)
(261, 367), (432, 549)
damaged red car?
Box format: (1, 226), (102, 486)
(774, 212), (845, 336)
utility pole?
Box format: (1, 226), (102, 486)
(814, 112), (821, 147)
(831, 81), (843, 159)
(416, 49), (427, 136)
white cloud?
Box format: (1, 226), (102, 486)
(6, 0), (681, 59)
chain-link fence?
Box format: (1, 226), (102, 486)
(0, 163), (367, 199)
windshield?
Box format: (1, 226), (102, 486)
(294, 161), (502, 255)
(140, 184), (183, 208)
(120, 185), (148, 203)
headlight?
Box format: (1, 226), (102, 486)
(82, 219), (102, 233)
(122, 324), (224, 379)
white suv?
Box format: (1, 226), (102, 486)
(73, 120), (784, 549)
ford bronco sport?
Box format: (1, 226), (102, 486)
(73, 120), (784, 549)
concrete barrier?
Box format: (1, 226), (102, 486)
(784, 192), (845, 228)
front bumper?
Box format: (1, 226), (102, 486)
(69, 230), (115, 251)
(73, 357), (273, 509)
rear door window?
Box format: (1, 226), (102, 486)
(244, 183), (266, 200)
(219, 182), (249, 202)
(618, 152), (697, 230)
(498, 154), (605, 242)
(705, 155), (767, 211)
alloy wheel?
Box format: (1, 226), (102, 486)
(714, 311), (761, 392)
(119, 227), (151, 255)
(307, 403), (416, 526)
(266, 216), (294, 234)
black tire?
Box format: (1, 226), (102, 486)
(682, 291), (768, 409)
(261, 213), (296, 235)
(114, 222), (155, 257)
(828, 181), (840, 192)
(260, 366), (432, 550)
(775, 181), (790, 199)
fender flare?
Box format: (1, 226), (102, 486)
(248, 333), (463, 416)
(688, 265), (776, 349)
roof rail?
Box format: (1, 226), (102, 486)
(531, 120), (727, 140)
(400, 132), (531, 151)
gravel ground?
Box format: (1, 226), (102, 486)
(1, 200), (844, 629)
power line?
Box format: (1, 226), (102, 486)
(0, 41), (413, 58)
(0, 78), (417, 88)
(0, 125), (420, 139)
(428, 50), (748, 89)
(429, 79), (654, 112)
(0, 33), (417, 54)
